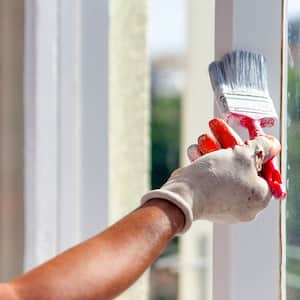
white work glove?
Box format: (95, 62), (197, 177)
(141, 118), (281, 233)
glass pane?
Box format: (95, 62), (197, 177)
(286, 0), (300, 298)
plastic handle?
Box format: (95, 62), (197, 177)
(240, 117), (286, 199)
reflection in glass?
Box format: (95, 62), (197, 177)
(286, 1), (300, 299)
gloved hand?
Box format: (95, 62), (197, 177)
(141, 118), (281, 233)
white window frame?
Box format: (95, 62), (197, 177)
(21, 0), (288, 299)
(23, 2), (150, 298)
(180, 1), (215, 300)
(24, 0), (110, 269)
(213, 1), (286, 300)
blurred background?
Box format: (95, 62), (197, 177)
(286, 1), (300, 299)
(1, 0), (300, 299)
(0, 1), (215, 299)
(148, 0), (184, 299)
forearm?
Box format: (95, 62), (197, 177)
(10, 199), (184, 300)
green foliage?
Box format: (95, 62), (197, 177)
(286, 67), (300, 245)
(287, 257), (300, 274)
(151, 94), (181, 189)
(288, 67), (300, 121)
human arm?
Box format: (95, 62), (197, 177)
(7, 199), (184, 300)
(1, 118), (282, 299)
(0, 284), (19, 300)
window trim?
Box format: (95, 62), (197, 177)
(24, 2), (150, 298)
(213, 1), (285, 299)
(24, 0), (110, 270)
(280, 0), (288, 299)
(179, 1), (215, 300)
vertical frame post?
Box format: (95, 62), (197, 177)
(0, 0), (24, 280)
(24, 1), (150, 296)
(179, 1), (215, 300)
(24, 0), (111, 268)
(24, 0), (59, 269)
(213, 1), (284, 299)
(79, 0), (110, 239)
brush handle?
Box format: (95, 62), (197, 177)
(240, 117), (286, 199)
(240, 118), (265, 139)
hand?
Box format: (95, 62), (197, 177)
(141, 118), (281, 233)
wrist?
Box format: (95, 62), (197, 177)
(142, 198), (185, 235)
(141, 186), (194, 233)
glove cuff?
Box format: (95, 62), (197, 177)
(141, 189), (193, 234)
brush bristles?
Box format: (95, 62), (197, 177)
(209, 50), (269, 97)
(208, 50), (277, 121)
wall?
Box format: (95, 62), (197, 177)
(110, 0), (150, 299)
(0, 0), (24, 281)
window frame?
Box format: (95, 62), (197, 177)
(24, 0), (110, 270)
(22, 0), (288, 299)
(179, 1), (215, 300)
(213, 1), (286, 300)
(24, 1), (150, 298)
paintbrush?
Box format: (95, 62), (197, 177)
(208, 50), (286, 199)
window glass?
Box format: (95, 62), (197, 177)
(286, 0), (300, 298)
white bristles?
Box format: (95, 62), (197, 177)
(209, 50), (278, 122)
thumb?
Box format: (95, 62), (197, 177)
(246, 135), (281, 163)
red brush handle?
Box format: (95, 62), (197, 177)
(240, 117), (286, 199)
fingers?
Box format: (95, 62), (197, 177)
(209, 118), (243, 148)
(187, 144), (201, 162)
(262, 159), (286, 199)
(187, 132), (222, 162)
(198, 134), (221, 154)
(251, 176), (272, 210)
(245, 136), (285, 199)
(246, 135), (281, 163)
(187, 117), (243, 162)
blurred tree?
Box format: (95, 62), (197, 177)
(151, 95), (181, 189)
(287, 67), (300, 245)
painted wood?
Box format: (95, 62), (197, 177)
(179, 1), (215, 300)
(79, 0), (109, 239)
(24, 1), (150, 297)
(213, 0), (284, 299)
(24, 0), (111, 269)
(24, 0), (59, 270)
(56, 0), (82, 252)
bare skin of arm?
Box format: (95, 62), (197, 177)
(0, 199), (184, 300)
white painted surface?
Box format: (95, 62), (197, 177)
(24, 0), (110, 270)
(24, 0), (59, 269)
(179, 1), (214, 300)
(56, 0), (81, 250)
(23, 6), (150, 299)
(213, 1), (283, 300)
(79, 0), (109, 240)
(280, 2), (288, 299)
